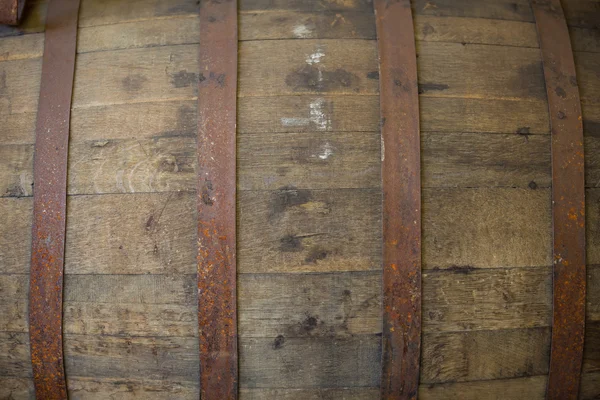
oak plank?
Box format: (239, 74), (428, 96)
(420, 96), (549, 134)
(570, 27), (600, 53)
(588, 265), (600, 322)
(0, 332), (31, 377)
(423, 188), (552, 270)
(238, 40), (547, 100)
(67, 137), (196, 195)
(240, 388), (378, 400)
(415, 16), (538, 47)
(71, 100), (196, 141)
(584, 321), (600, 373)
(587, 189), (600, 267)
(78, 0), (198, 27)
(422, 132), (551, 188)
(0, 198), (31, 274)
(0, 377), (33, 399)
(239, 0), (373, 12)
(0, 266), (554, 338)
(239, 10), (375, 40)
(419, 376), (546, 400)
(0, 187), (558, 275)
(68, 377), (198, 400)
(411, 0), (534, 22)
(72, 45), (198, 108)
(0, 58), (41, 115)
(417, 41), (546, 101)
(0, 33), (43, 61)
(77, 16), (199, 54)
(238, 188), (381, 273)
(421, 327), (550, 384)
(239, 95), (379, 134)
(422, 266), (551, 332)
(575, 51), (600, 105)
(64, 334), (199, 382)
(238, 131), (380, 190)
(238, 39), (378, 96)
(581, 371), (600, 400)
(0, 112), (37, 145)
(239, 336), (381, 388)
(563, 0), (600, 29)
(0, 328), (554, 386)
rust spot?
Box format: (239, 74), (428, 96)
(555, 86), (567, 98)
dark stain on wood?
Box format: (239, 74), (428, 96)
(162, 105), (196, 137)
(422, 22), (435, 36)
(122, 74), (148, 92)
(528, 181), (538, 190)
(555, 86), (567, 98)
(4, 183), (26, 198)
(418, 82), (450, 93)
(446, 265), (477, 274)
(585, 119), (600, 137)
(367, 71), (379, 80)
(280, 234), (304, 252)
(516, 126), (531, 135)
(510, 62), (546, 99)
(272, 335), (285, 350)
(285, 65), (358, 92)
(160, 1), (200, 16)
(171, 70), (199, 88)
(270, 185), (312, 218)
(304, 246), (328, 264)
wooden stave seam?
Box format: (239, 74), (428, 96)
(531, 0), (587, 399)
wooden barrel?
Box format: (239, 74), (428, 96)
(0, 0), (599, 398)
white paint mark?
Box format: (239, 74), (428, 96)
(281, 117), (310, 127)
(381, 136), (385, 161)
(305, 49), (325, 65)
(280, 98), (330, 131)
(309, 99), (329, 131)
(318, 142), (334, 160)
(293, 24), (313, 38)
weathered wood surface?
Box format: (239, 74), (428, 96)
(0, 0), (599, 398)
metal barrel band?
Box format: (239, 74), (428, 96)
(531, 0), (587, 399)
(374, 0), (422, 399)
(29, 0), (80, 398)
(197, 0), (239, 399)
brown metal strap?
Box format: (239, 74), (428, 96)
(375, 1), (422, 399)
(0, 0), (24, 25)
(28, 0), (80, 398)
(197, 0), (238, 399)
(531, 0), (587, 399)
